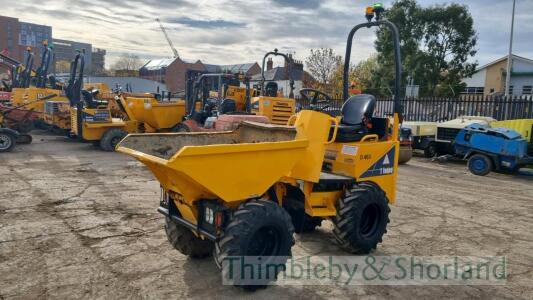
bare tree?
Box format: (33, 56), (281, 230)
(55, 60), (71, 73)
(111, 53), (143, 71)
(305, 48), (342, 92)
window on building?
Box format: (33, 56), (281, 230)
(523, 86), (533, 95)
(461, 87), (484, 95)
(503, 85), (514, 95)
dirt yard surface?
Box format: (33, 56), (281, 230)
(1, 132), (532, 299)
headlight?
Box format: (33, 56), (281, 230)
(205, 207), (214, 224)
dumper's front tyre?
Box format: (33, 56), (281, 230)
(215, 199), (295, 289)
(165, 217), (214, 258)
(100, 128), (127, 152)
(333, 183), (390, 254)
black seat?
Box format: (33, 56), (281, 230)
(329, 94), (376, 142)
(219, 99), (237, 114)
(265, 82), (278, 97)
(82, 89), (107, 109)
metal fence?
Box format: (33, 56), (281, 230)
(296, 95), (533, 121)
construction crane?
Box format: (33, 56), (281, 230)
(155, 18), (179, 59)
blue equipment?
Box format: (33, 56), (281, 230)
(454, 123), (533, 176)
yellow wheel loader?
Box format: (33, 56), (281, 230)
(117, 4), (402, 288)
(250, 49), (296, 125)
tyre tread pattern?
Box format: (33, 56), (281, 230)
(165, 217), (214, 258)
(332, 182), (390, 254)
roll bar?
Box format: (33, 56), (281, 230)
(66, 51), (85, 106)
(20, 49), (34, 88)
(343, 19), (402, 115)
(36, 43), (52, 88)
(64, 51), (85, 140)
(186, 73), (244, 117)
(260, 49), (295, 98)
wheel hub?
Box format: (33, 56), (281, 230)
(247, 226), (281, 256)
(360, 204), (381, 238)
(0, 134), (12, 150)
(472, 158), (486, 171)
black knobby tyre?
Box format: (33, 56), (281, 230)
(15, 120), (34, 134)
(16, 134), (32, 145)
(0, 132), (16, 153)
(100, 128), (127, 152)
(333, 182), (390, 254)
(283, 197), (322, 233)
(171, 123), (191, 132)
(215, 199), (295, 289)
(165, 217), (214, 258)
(424, 142), (437, 158)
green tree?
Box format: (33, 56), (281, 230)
(375, 0), (478, 97)
(305, 48), (342, 93)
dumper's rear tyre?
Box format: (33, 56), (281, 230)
(0, 132), (16, 152)
(215, 199), (295, 289)
(165, 217), (214, 258)
(100, 128), (127, 152)
(333, 183), (390, 254)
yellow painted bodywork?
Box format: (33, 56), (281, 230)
(324, 139), (399, 204)
(70, 107), (137, 141)
(491, 119), (533, 143)
(11, 88), (67, 116)
(251, 96), (295, 125)
(125, 97), (185, 131)
(43, 101), (71, 130)
(117, 109), (400, 227)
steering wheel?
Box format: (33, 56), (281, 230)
(299, 88), (332, 111)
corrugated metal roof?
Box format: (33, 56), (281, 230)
(202, 62), (258, 74)
(142, 58), (175, 70)
(141, 57), (201, 70)
(85, 76), (168, 93)
(219, 63), (257, 73)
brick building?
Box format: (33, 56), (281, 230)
(139, 57), (261, 93)
(251, 54), (314, 97)
(0, 15), (52, 66)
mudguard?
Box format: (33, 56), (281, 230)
(0, 127), (20, 137)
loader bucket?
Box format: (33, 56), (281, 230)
(117, 122), (308, 203)
(126, 97), (186, 130)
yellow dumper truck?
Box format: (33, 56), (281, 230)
(66, 53), (186, 151)
(117, 5), (401, 288)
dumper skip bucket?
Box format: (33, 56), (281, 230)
(117, 122), (308, 203)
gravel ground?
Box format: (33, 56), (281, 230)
(1, 132), (532, 299)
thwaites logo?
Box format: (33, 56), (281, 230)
(360, 147), (396, 178)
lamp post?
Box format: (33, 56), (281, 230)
(505, 0), (516, 97)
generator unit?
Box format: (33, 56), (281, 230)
(454, 123), (533, 176)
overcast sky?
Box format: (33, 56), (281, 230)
(1, 0), (531, 69)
